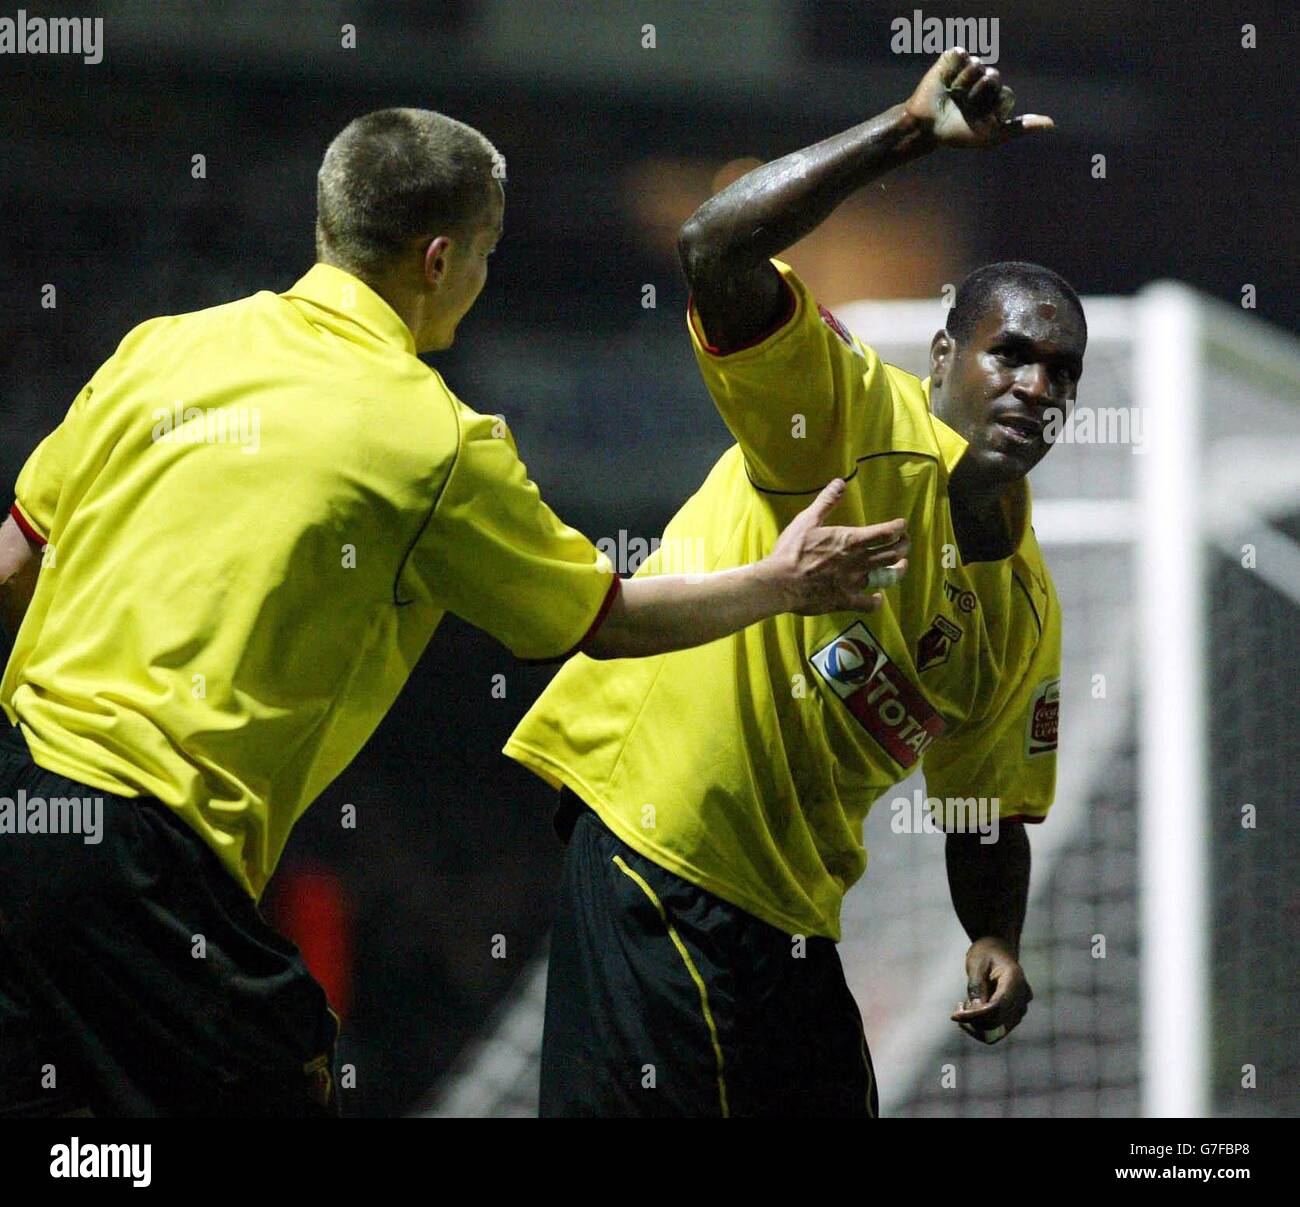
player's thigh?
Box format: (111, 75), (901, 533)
(0, 777), (338, 1117)
(0, 933), (97, 1117)
(541, 810), (734, 1118)
(731, 931), (877, 1117)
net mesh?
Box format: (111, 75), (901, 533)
(1208, 550), (1299, 1118)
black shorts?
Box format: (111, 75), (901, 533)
(540, 792), (879, 1117)
(0, 723), (339, 1117)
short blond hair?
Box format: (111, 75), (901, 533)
(315, 108), (498, 280)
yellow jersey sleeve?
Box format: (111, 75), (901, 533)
(12, 377), (98, 543)
(922, 583), (1062, 824)
(687, 259), (896, 493)
(415, 407), (618, 661)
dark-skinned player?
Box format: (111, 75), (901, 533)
(508, 49), (1084, 1116)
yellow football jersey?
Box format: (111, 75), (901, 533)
(506, 260), (1060, 940)
(3, 264), (616, 899)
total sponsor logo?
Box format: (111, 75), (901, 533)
(820, 634), (880, 686)
(811, 622), (947, 769)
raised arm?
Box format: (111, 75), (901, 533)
(678, 48), (1053, 353)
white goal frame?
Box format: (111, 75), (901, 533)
(1136, 284), (1300, 1116)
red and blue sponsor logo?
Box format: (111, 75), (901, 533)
(822, 636), (877, 687)
(811, 621), (947, 769)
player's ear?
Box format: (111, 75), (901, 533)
(423, 236), (452, 289)
(930, 329), (954, 387)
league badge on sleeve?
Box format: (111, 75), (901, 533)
(1025, 678), (1060, 757)
(817, 304), (865, 357)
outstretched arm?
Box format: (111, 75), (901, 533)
(945, 823), (1035, 1043)
(678, 48), (1053, 353)
(585, 478), (908, 659)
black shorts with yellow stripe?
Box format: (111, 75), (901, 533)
(541, 791), (879, 1118)
(0, 723), (339, 1118)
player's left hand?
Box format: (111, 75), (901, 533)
(905, 48), (1054, 149)
(950, 936), (1033, 1043)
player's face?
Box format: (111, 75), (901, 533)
(421, 180), (503, 351)
(931, 290), (1085, 487)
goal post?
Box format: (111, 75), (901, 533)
(1137, 284), (1300, 1119)
(1135, 282), (1210, 1118)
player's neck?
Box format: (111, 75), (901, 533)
(948, 472), (1017, 562)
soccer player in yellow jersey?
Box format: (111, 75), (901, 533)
(0, 110), (910, 1117)
(507, 50), (1084, 1116)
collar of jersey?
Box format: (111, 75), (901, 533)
(282, 263), (417, 356)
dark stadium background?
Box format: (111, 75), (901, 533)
(1, 1), (1294, 1115)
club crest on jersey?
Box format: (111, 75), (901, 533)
(817, 303), (863, 357)
(916, 614), (963, 672)
(1026, 678), (1060, 756)
(811, 621), (946, 769)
